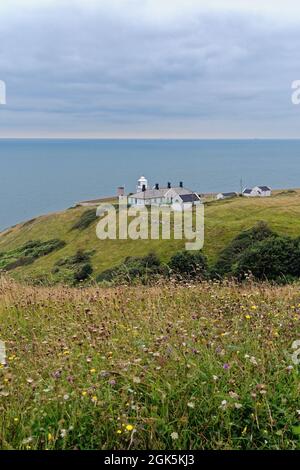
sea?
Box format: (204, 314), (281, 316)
(0, 139), (300, 231)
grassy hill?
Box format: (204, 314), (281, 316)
(1, 189), (300, 283)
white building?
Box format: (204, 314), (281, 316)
(128, 178), (201, 209)
(243, 186), (272, 197)
(216, 192), (238, 200)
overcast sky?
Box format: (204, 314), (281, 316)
(0, 0), (300, 138)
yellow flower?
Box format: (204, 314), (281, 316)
(116, 430), (122, 434)
(48, 433), (53, 441)
(90, 368), (96, 374)
(14, 418), (19, 423)
(81, 391), (87, 396)
(245, 315), (251, 320)
(63, 350), (70, 355)
(126, 424), (134, 431)
(91, 395), (98, 403)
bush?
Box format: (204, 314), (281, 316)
(213, 221), (274, 277)
(53, 250), (94, 285)
(233, 235), (300, 281)
(169, 250), (208, 279)
(73, 263), (93, 282)
(71, 210), (97, 231)
(0, 239), (66, 271)
(97, 252), (163, 284)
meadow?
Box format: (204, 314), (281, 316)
(0, 277), (300, 450)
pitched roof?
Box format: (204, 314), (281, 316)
(257, 186), (271, 191)
(180, 194), (200, 203)
(243, 188), (252, 194)
(129, 186), (195, 200)
(220, 192), (237, 197)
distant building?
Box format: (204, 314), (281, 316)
(128, 178), (201, 210)
(243, 186), (272, 197)
(216, 192), (238, 200)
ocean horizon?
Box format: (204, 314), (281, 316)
(1, 138), (300, 231)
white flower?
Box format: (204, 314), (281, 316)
(171, 432), (179, 440)
(220, 400), (228, 409)
(187, 402), (195, 409)
(63, 394), (69, 401)
(250, 356), (258, 365)
(212, 375), (219, 381)
(60, 429), (67, 438)
(234, 403), (243, 409)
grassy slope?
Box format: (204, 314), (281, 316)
(1, 190), (300, 281)
(0, 278), (299, 450)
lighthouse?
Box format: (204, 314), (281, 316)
(136, 176), (148, 193)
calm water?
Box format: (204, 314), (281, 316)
(0, 139), (300, 230)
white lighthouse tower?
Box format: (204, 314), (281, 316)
(136, 176), (148, 193)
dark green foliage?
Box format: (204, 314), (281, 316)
(71, 209), (97, 231)
(97, 252), (164, 284)
(53, 250), (94, 284)
(213, 221), (274, 277)
(0, 239), (66, 271)
(169, 250), (208, 279)
(234, 235), (300, 281)
(73, 263), (93, 282)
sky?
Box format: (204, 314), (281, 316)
(1, 0), (300, 138)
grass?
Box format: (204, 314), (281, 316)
(2, 190), (300, 282)
(0, 277), (300, 450)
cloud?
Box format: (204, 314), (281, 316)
(0, 1), (300, 137)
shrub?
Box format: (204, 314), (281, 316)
(97, 252), (163, 284)
(169, 250), (208, 279)
(73, 263), (93, 282)
(53, 250), (94, 285)
(234, 235), (300, 281)
(213, 221), (274, 277)
(71, 210), (97, 231)
(0, 239), (66, 271)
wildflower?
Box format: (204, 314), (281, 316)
(171, 432), (179, 440)
(63, 350), (70, 356)
(133, 377), (141, 384)
(81, 391), (87, 396)
(48, 433), (54, 442)
(234, 403), (242, 409)
(116, 430), (122, 434)
(212, 375), (218, 381)
(91, 395), (98, 403)
(90, 368), (96, 374)
(14, 417), (19, 422)
(126, 424), (134, 431)
(229, 391), (239, 400)
(109, 379), (116, 386)
(60, 429), (67, 438)
(187, 402), (195, 409)
(245, 315), (251, 320)
(220, 400), (228, 410)
(223, 363), (230, 370)
(22, 437), (33, 445)
(251, 306), (257, 310)
(250, 356), (258, 365)
(63, 394), (69, 401)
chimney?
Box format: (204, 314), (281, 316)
(167, 182), (171, 189)
(155, 183), (159, 190)
(142, 184), (146, 192)
(117, 186), (125, 197)
(179, 181), (183, 188)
